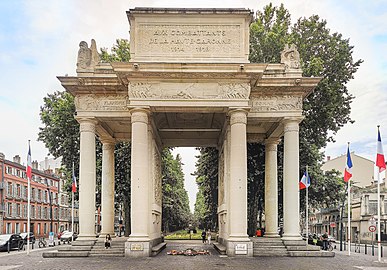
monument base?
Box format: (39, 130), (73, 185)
(125, 237), (163, 257)
(221, 237), (253, 257)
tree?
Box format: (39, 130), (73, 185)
(193, 147), (218, 231)
(161, 150), (191, 232)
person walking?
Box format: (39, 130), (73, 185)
(322, 232), (329, 251)
(201, 230), (207, 244)
(207, 230), (212, 245)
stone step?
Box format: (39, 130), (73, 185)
(283, 240), (307, 246)
(254, 247), (288, 251)
(213, 242), (226, 255)
(89, 250), (124, 255)
(287, 245), (321, 251)
(253, 242), (284, 247)
(72, 240), (96, 246)
(58, 246), (92, 251)
(43, 251), (89, 258)
(253, 250), (289, 257)
(89, 253), (125, 257)
(288, 251), (335, 257)
(92, 247), (125, 251)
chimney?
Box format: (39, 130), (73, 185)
(32, 160), (39, 170)
(0, 152), (4, 160)
(13, 155), (21, 164)
(327, 156), (331, 161)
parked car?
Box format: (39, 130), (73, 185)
(0, 234), (24, 251)
(57, 230), (69, 240)
(60, 232), (77, 243)
(19, 232), (36, 244)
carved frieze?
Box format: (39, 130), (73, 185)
(128, 82), (250, 100)
(250, 95), (302, 112)
(75, 94), (129, 111)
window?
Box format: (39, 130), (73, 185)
(16, 184), (21, 198)
(7, 182), (12, 197)
(44, 223), (47, 234)
(369, 201), (378, 215)
(37, 206), (41, 219)
(16, 169), (20, 177)
(23, 186), (27, 199)
(6, 166), (12, 174)
(6, 203), (11, 217)
(37, 223), (41, 235)
(6, 223), (11, 234)
(31, 205), (35, 218)
(16, 204), (21, 217)
(23, 205), (27, 218)
(15, 223), (20, 234)
(38, 190), (42, 202)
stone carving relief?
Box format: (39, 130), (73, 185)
(280, 44), (301, 70)
(154, 148), (162, 206)
(128, 82), (250, 100)
(250, 95), (302, 112)
(218, 150), (225, 205)
(74, 94), (129, 111)
(77, 39), (100, 70)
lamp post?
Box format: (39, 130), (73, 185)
(45, 178), (53, 234)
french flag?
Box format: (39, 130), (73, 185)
(26, 143), (32, 179)
(344, 145), (353, 182)
(299, 171), (310, 190)
(72, 164), (77, 193)
(376, 127), (386, 173)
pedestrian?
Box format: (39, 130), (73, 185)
(207, 230), (212, 245)
(201, 230), (206, 244)
(322, 232), (328, 251)
(105, 234), (112, 249)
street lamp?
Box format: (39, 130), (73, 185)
(45, 178), (53, 234)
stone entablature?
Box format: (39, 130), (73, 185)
(127, 8), (253, 63)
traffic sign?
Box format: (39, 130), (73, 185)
(369, 225), (376, 232)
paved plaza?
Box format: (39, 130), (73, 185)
(0, 241), (386, 270)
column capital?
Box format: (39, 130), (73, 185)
(102, 141), (115, 151)
(282, 116), (304, 125)
(78, 118), (97, 133)
(282, 117), (302, 133)
(130, 108), (150, 124)
(264, 138), (281, 146)
(228, 109), (248, 125)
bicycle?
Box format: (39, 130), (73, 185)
(38, 237), (47, 248)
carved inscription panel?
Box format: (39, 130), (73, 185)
(75, 94), (129, 111)
(135, 24), (242, 60)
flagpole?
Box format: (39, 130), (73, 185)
(306, 165), (309, 245)
(72, 162), (75, 243)
(26, 140), (31, 255)
(347, 142), (351, 256)
(377, 126), (382, 262)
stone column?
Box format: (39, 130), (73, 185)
(282, 118), (302, 240)
(127, 108), (150, 257)
(100, 139), (115, 238)
(264, 138), (281, 237)
(78, 118), (97, 240)
(227, 109), (252, 256)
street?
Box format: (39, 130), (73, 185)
(0, 241), (387, 270)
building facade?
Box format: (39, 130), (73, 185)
(0, 153), (60, 237)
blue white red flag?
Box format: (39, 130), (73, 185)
(376, 128), (386, 173)
(299, 171), (310, 190)
(26, 143), (32, 179)
(344, 145), (353, 182)
(72, 163), (77, 193)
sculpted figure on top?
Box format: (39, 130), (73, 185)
(281, 44), (301, 70)
(77, 39), (100, 70)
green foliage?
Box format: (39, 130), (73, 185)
(193, 147), (218, 231)
(100, 39), (131, 63)
(38, 91), (80, 192)
(162, 149), (192, 232)
(164, 229), (203, 240)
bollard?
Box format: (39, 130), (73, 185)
(365, 244), (367, 254)
(7, 241), (10, 253)
(372, 244), (374, 256)
(382, 245), (383, 257)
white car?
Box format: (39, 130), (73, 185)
(60, 232), (77, 243)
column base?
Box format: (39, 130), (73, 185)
(99, 232), (116, 238)
(281, 233), (302, 241)
(264, 232), (281, 238)
(125, 236), (163, 257)
(223, 237), (253, 256)
(77, 233), (97, 241)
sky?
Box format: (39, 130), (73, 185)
(0, 0), (386, 212)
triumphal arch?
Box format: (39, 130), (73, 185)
(58, 8), (320, 257)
